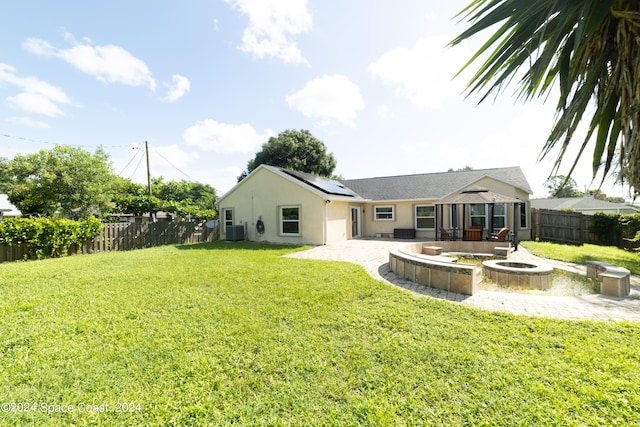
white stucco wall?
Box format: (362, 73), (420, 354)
(218, 167), (329, 245)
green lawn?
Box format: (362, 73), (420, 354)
(1, 241), (639, 426)
(521, 240), (640, 275)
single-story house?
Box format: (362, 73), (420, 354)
(0, 194), (21, 220)
(215, 165), (532, 245)
(530, 196), (640, 215)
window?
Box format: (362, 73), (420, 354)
(374, 205), (394, 221)
(470, 204), (486, 228)
(280, 206), (300, 235)
(520, 202), (528, 229)
(493, 204), (506, 230)
(223, 208), (233, 228)
(415, 205), (435, 229)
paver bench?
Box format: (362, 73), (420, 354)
(423, 245), (443, 256)
(493, 246), (511, 259)
(586, 261), (631, 298)
(390, 246), (479, 295)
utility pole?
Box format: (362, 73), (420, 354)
(145, 140), (156, 222)
(145, 140), (152, 196)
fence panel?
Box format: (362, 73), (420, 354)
(531, 209), (583, 245)
(530, 208), (639, 249)
(0, 221), (220, 264)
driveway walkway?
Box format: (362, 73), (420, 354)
(286, 239), (640, 322)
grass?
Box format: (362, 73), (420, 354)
(521, 240), (640, 275)
(0, 241), (639, 425)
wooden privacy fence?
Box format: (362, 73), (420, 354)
(83, 221), (219, 253)
(530, 208), (636, 248)
(0, 221), (220, 263)
(530, 208), (584, 245)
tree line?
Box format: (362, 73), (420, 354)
(0, 145), (217, 221)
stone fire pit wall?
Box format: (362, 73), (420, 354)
(389, 243), (482, 295)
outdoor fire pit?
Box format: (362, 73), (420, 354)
(482, 260), (553, 290)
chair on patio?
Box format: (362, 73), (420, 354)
(490, 227), (509, 242)
(439, 227), (452, 241)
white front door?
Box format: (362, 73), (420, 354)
(350, 207), (361, 238)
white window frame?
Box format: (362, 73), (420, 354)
(280, 205), (301, 236)
(470, 204), (486, 228)
(519, 202), (528, 229)
(493, 203), (506, 231)
(415, 204), (435, 230)
(374, 205), (395, 221)
(223, 208), (234, 228)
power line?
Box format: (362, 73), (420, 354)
(2, 132), (211, 186)
(118, 148), (144, 176)
(0, 132), (131, 148)
(152, 148), (199, 183)
(129, 150), (145, 180)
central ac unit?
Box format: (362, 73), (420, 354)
(226, 225), (245, 241)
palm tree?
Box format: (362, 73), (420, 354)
(450, 1), (640, 195)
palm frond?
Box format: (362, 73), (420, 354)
(451, 0), (640, 195)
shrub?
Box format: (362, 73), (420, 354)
(589, 213), (620, 244)
(0, 217), (103, 259)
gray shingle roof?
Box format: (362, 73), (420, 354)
(531, 197), (639, 212)
(340, 167), (532, 201)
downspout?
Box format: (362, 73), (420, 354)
(251, 195), (254, 241)
(324, 199), (331, 245)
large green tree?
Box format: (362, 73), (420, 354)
(151, 177), (217, 211)
(112, 178), (217, 221)
(450, 1), (640, 195)
(5, 145), (117, 218)
(240, 129), (337, 181)
(545, 175), (584, 198)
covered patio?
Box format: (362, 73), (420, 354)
(435, 186), (523, 248)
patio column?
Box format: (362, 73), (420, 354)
(488, 203), (495, 237)
(513, 202), (520, 250)
(451, 204), (458, 241)
(461, 204), (466, 241)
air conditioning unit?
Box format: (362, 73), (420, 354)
(226, 225), (245, 241)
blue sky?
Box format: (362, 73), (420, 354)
(0, 1), (631, 199)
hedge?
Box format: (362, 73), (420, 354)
(0, 217), (103, 259)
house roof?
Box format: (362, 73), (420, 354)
(340, 166), (532, 201)
(531, 197), (640, 214)
(277, 168), (361, 198)
(216, 164), (366, 206)
(0, 194), (21, 216)
(217, 165), (532, 206)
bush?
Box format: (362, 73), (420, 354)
(589, 213), (621, 244)
(0, 217), (103, 259)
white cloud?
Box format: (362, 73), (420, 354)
(369, 36), (470, 108)
(225, 0), (312, 64)
(0, 63), (72, 116)
(7, 93), (65, 117)
(183, 119), (274, 153)
(23, 36), (157, 90)
(6, 116), (50, 128)
(165, 74), (190, 102)
(377, 104), (391, 119)
(286, 74), (365, 127)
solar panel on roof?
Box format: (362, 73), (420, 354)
(282, 169), (356, 197)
